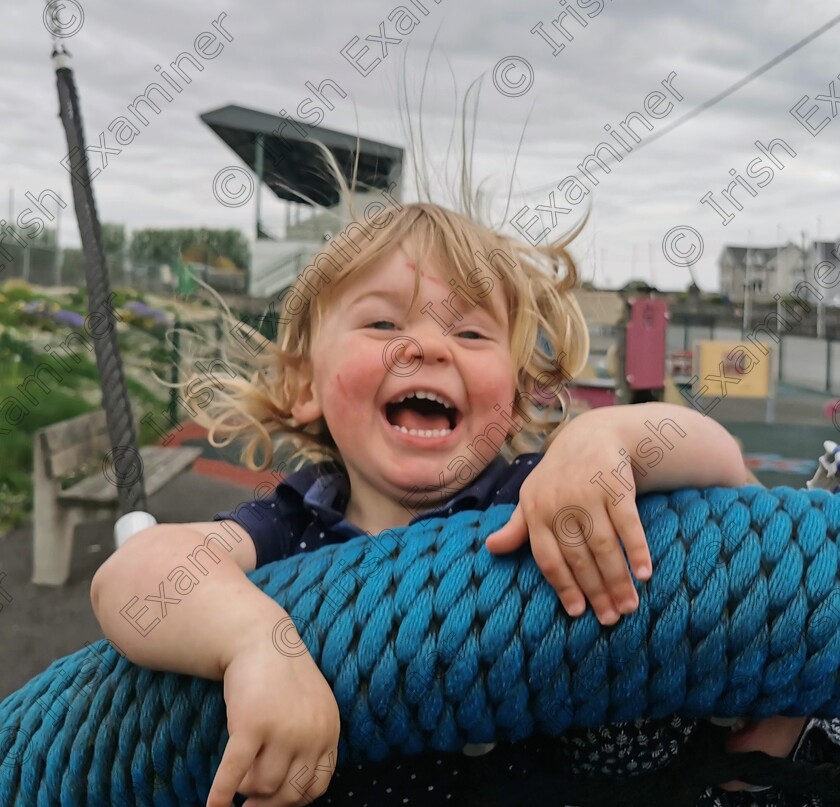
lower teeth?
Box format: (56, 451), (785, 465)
(391, 424), (452, 437)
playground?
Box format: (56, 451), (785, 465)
(2, 377), (834, 699)
(567, 287), (831, 490)
(5, 10), (840, 806)
(2, 192), (838, 802)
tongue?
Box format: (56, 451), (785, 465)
(391, 406), (450, 432)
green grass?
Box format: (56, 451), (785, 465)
(0, 282), (181, 533)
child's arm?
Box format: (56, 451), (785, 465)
(486, 402), (747, 625)
(585, 401), (748, 494)
(91, 521), (275, 680)
(90, 523), (340, 806)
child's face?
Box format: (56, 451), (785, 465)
(293, 241), (518, 509)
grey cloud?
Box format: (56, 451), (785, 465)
(2, 0), (839, 290)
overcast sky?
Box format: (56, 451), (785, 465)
(2, 0), (839, 291)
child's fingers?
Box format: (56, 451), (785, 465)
(527, 520), (587, 617)
(607, 500), (652, 582)
(484, 504), (529, 553)
(206, 733), (262, 807)
(547, 506), (626, 623)
(584, 513), (640, 616)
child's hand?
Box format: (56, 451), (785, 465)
(206, 640), (340, 807)
(485, 416), (652, 625)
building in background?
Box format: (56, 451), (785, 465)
(719, 240), (840, 304)
(200, 104), (404, 299)
(808, 241), (840, 304)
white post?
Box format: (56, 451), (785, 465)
(743, 241), (751, 336)
(649, 240), (656, 287)
(776, 226), (782, 334)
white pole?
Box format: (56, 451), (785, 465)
(776, 226), (782, 330)
(768, 225), (782, 424)
(743, 234), (752, 336)
(813, 232), (826, 338)
(649, 241), (656, 287)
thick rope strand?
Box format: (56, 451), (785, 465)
(2, 486), (840, 805)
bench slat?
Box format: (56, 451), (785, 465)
(39, 411), (107, 478)
(139, 446), (204, 496)
(46, 432), (115, 479)
(58, 446), (203, 505)
(39, 410), (107, 451)
(39, 410), (144, 479)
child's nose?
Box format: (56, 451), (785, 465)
(412, 324), (456, 364)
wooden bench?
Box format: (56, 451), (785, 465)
(33, 410), (202, 586)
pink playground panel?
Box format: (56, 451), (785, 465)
(624, 298), (667, 390)
(571, 296), (669, 409)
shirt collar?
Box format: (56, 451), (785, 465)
(281, 456), (512, 535)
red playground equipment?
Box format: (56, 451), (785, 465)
(570, 293), (670, 410)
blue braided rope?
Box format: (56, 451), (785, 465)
(2, 486), (840, 806)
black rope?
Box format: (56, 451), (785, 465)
(54, 52), (147, 513)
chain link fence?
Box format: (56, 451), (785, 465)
(0, 242), (246, 294)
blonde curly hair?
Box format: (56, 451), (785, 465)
(177, 142), (590, 476)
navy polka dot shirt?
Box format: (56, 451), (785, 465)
(212, 453), (544, 568)
(213, 454), (840, 806)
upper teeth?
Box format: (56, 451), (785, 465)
(392, 390), (455, 408)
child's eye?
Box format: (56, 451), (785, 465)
(366, 320), (396, 330)
(457, 330), (485, 340)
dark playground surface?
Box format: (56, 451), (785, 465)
(1, 384), (837, 700)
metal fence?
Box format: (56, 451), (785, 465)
(0, 242), (246, 294)
(9, 244), (837, 398)
(666, 322), (840, 394)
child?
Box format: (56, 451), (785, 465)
(91, 169), (836, 807)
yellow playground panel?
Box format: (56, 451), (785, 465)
(694, 340), (773, 398)
(691, 339), (776, 421)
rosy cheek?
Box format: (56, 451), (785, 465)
(471, 369), (516, 406)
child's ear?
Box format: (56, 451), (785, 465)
(290, 360), (323, 425)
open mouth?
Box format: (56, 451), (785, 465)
(383, 390), (461, 438)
